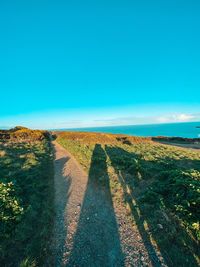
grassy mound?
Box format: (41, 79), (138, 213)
(55, 130), (151, 144)
(0, 127), (50, 142)
(0, 129), (53, 266)
(152, 136), (200, 144)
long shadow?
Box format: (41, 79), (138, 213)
(105, 145), (200, 267)
(68, 144), (125, 267)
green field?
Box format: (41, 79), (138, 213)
(0, 129), (54, 266)
(1, 128), (200, 266)
(57, 131), (200, 267)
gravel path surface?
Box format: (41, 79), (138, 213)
(48, 141), (168, 267)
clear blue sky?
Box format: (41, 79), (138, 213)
(1, 0), (200, 129)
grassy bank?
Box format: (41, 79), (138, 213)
(0, 128), (54, 266)
(152, 136), (200, 144)
(57, 131), (200, 267)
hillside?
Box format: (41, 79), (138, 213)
(0, 126), (50, 142)
(0, 127), (53, 266)
(1, 128), (200, 266)
(56, 131), (200, 267)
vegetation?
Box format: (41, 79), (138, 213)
(0, 128), (54, 266)
(57, 131), (200, 267)
(0, 127), (50, 142)
(152, 136), (200, 144)
(54, 130), (151, 144)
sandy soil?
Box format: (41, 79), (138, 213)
(47, 141), (167, 267)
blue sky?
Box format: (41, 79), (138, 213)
(1, 0), (200, 129)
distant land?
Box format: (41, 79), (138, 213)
(50, 121), (200, 139)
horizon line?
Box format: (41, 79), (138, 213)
(47, 120), (200, 131)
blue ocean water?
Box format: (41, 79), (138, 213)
(53, 122), (200, 138)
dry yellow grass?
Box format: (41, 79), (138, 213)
(0, 150), (6, 157)
(54, 130), (151, 145)
(0, 127), (50, 142)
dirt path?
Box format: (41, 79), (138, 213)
(48, 141), (167, 266)
(154, 141), (200, 152)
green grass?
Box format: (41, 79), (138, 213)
(0, 139), (54, 266)
(57, 134), (200, 267)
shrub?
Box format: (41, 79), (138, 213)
(141, 169), (200, 240)
(0, 127), (50, 142)
(0, 181), (24, 239)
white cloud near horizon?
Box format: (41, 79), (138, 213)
(1, 112), (200, 130)
(157, 113), (198, 123)
(57, 113), (200, 129)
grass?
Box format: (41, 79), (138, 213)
(0, 128), (54, 266)
(57, 131), (200, 267)
(152, 136), (200, 144)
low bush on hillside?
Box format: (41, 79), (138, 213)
(152, 136), (200, 144)
(9, 126), (28, 132)
(0, 181), (24, 237)
(140, 169), (200, 240)
(0, 127), (50, 142)
(0, 137), (54, 266)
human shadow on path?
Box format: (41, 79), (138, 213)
(68, 144), (125, 267)
(105, 145), (200, 267)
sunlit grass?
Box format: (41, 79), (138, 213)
(57, 132), (200, 267)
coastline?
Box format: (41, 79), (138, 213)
(49, 121), (200, 139)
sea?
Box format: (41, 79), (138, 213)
(53, 121), (200, 139)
